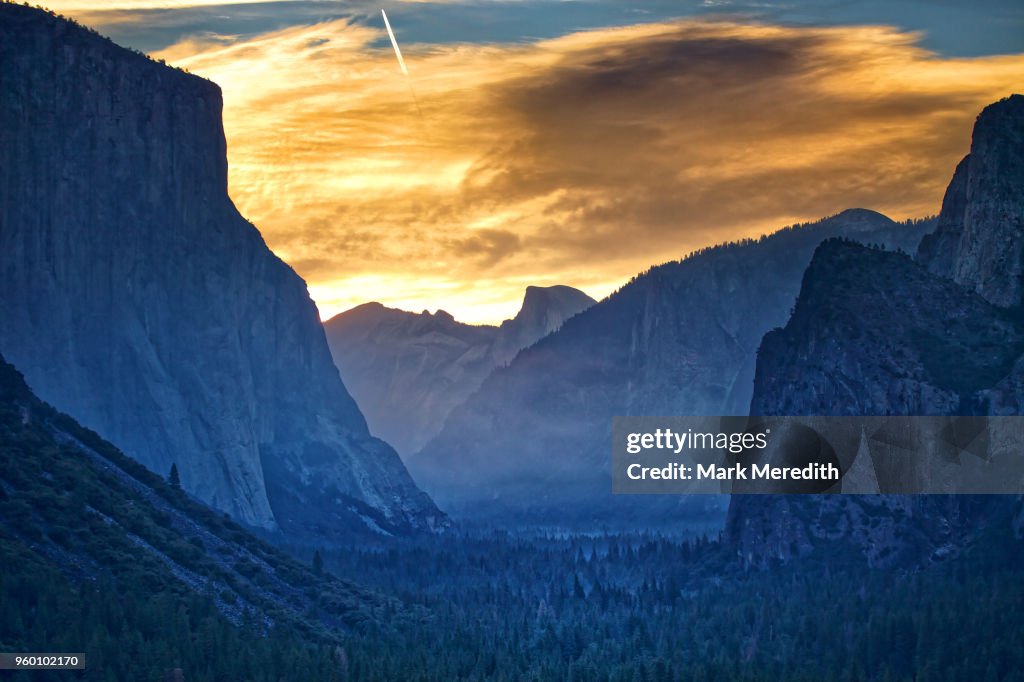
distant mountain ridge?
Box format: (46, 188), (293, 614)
(0, 4), (444, 541)
(412, 208), (932, 522)
(324, 285), (595, 456)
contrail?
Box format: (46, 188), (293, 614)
(381, 9), (408, 77)
(381, 8), (425, 124)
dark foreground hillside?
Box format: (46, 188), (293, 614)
(0, 353), (406, 680)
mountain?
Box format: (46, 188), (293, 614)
(729, 95), (1024, 566)
(918, 94), (1024, 306)
(324, 285), (595, 456)
(0, 351), (393, 677)
(750, 240), (1024, 418)
(0, 5), (444, 541)
(732, 240), (1016, 566)
(413, 209), (932, 522)
(491, 285), (599, 363)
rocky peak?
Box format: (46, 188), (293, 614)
(433, 309), (457, 323)
(918, 94), (1024, 306)
(494, 286), (597, 361)
(513, 285), (597, 330)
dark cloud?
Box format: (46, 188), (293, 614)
(446, 23), (1009, 270)
(450, 229), (522, 265)
(58, 0), (1024, 58)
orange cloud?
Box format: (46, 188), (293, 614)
(155, 19), (1024, 323)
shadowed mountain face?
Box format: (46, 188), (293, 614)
(0, 5), (444, 541)
(324, 286), (595, 456)
(751, 241), (1024, 418)
(734, 241), (1020, 566)
(413, 209), (932, 522)
(730, 96), (1024, 567)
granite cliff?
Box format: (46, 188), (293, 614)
(918, 95), (1024, 306)
(324, 285), (594, 456)
(0, 5), (444, 540)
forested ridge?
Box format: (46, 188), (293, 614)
(322, 525), (1023, 681)
(0, 354), (394, 680)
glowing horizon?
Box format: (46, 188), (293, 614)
(11, 7), (972, 324)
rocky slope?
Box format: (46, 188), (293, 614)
(413, 210), (931, 521)
(0, 5), (443, 541)
(731, 95), (1024, 566)
(324, 286), (594, 456)
(918, 94), (1024, 305)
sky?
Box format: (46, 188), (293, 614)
(41, 0), (1024, 324)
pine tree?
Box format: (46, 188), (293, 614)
(313, 550), (324, 576)
(168, 463), (181, 489)
(574, 574), (586, 600)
